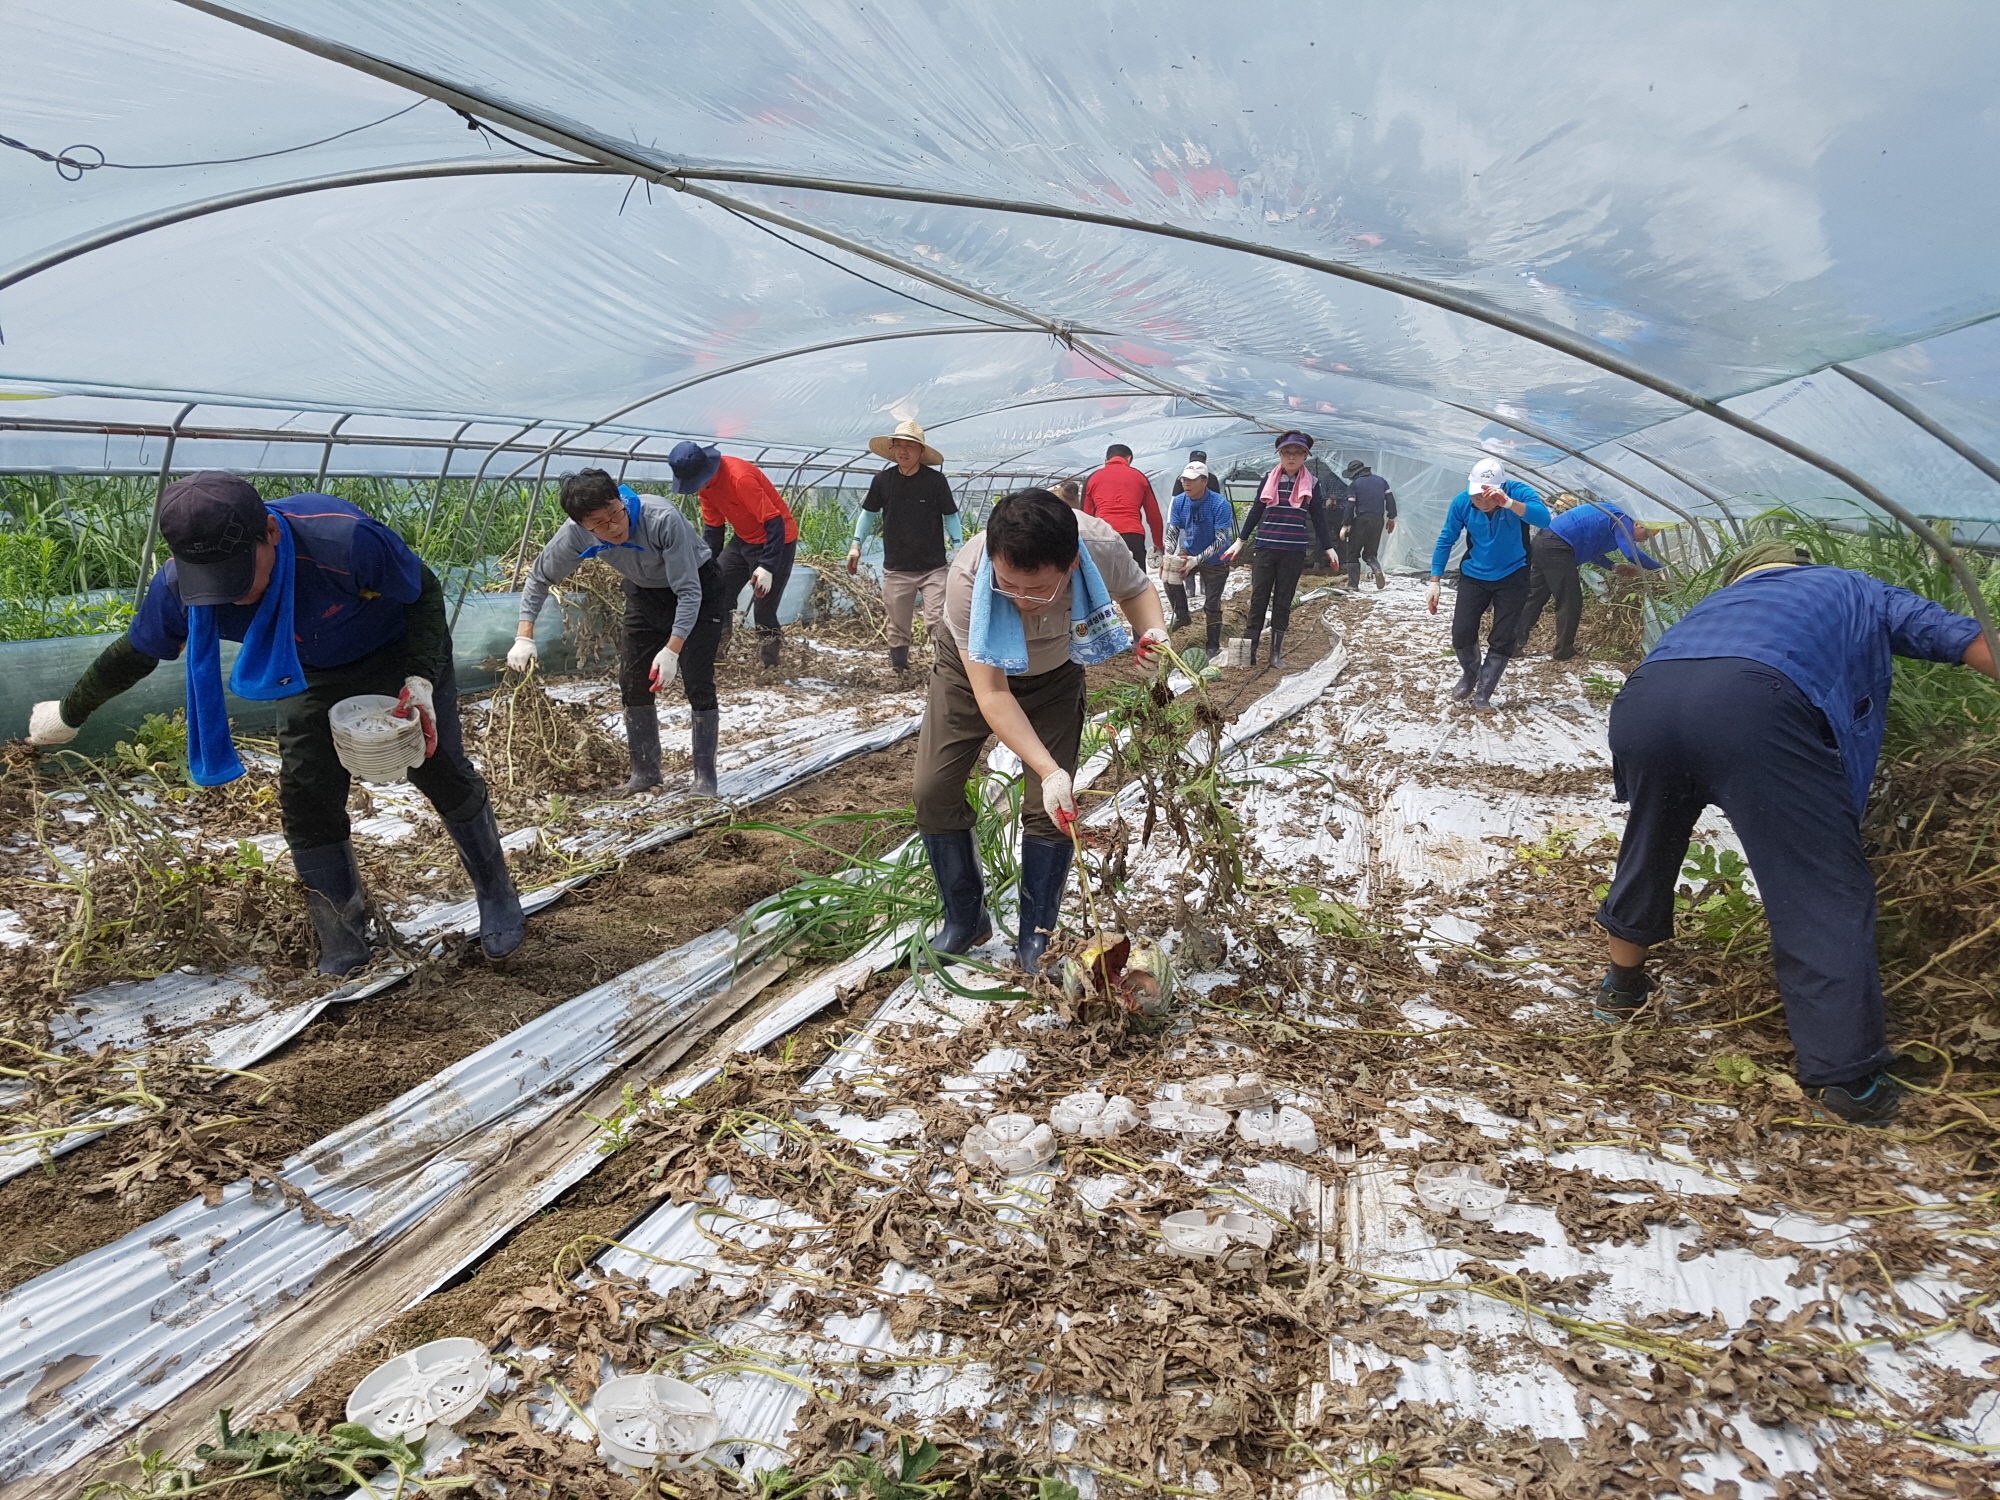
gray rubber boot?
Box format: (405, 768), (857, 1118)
(1205, 618), (1223, 656)
(889, 645), (910, 674)
(1268, 630), (1287, 668)
(292, 841), (372, 977)
(1470, 652), (1509, 711)
(690, 708), (720, 797)
(442, 797), (526, 959)
(621, 705), (662, 794)
(758, 628), (782, 668)
(1246, 631), (1262, 665)
(1449, 646), (1481, 701)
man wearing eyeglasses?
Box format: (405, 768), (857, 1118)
(914, 488), (1168, 972)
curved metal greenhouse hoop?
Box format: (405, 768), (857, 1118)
(130, 3), (2000, 656)
(1618, 445), (1748, 542)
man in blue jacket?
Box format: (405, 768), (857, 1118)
(26, 472), (524, 975)
(1516, 494), (1662, 659)
(1427, 458), (1551, 708)
(1163, 460), (1235, 654)
(1596, 540), (1997, 1124)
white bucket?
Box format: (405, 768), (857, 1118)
(345, 1337), (494, 1443)
(329, 693), (426, 783)
(591, 1374), (720, 1471)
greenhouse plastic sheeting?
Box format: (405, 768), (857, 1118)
(2, 2), (1995, 524)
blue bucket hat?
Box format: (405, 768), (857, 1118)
(667, 440), (723, 495)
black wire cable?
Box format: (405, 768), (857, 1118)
(1, 100), (429, 182)
(710, 200), (1026, 331)
(452, 109), (600, 165)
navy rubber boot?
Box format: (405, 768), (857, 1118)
(1015, 835), (1075, 973)
(920, 830), (992, 956)
(442, 797), (526, 960)
(292, 840), (373, 977)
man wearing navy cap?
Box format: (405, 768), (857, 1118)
(668, 440), (797, 668)
(27, 472), (523, 976)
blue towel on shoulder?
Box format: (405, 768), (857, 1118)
(966, 543), (1131, 675)
(185, 508), (306, 787)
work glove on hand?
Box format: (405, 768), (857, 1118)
(1425, 578), (1442, 615)
(1135, 627), (1169, 667)
(845, 544), (861, 576)
(751, 566), (773, 597)
(1221, 540), (1243, 563)
(649, 642), (680, 691)
(1326, 549), (1341, 571)
(27, 701), (77, 747)
(505, 637), (538, 673)
(394, 676), (439, 758)
(1041, 767), (1079, 837)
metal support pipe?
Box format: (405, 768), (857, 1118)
(1449, 402), (1715, 563)
(134, 402), (197, 604)
(506, 443), (561, 589)
(0, 159), (615, 295)
(312, 413), (351, 491)
(422, 421), (473, 534)
(1833, 364), (2000, 492)
(1619, 445), (1747, 541)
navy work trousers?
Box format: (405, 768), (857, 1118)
(1598, 656), (1892, 1086)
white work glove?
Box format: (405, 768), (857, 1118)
(393, 675), (438, 758)
(505, 636), (538, 673)
(845, 544), (861, 576)
(1221, 539), (1243, 563)
(752, 566), (774, 597)
(28, 700), (78, 747)
(1326, 549), (1341, 571)
(649, 641), (680, 691)
(1041, 767), (1078, 836)
(1425, 578), (1442, 615)
(1135, 627), (1169, 667)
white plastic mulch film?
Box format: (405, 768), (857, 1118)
(2, 0), (1998, 532)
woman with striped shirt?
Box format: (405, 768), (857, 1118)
(1221, 431), (1340, 667)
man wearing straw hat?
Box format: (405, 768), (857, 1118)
(667, 440), (798, 669)
(26, 472), (524, 976)
(845, 419), (962, 676)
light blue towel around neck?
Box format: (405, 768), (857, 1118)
(966, 542), (1130, 675)
(184, 508), (306, 787)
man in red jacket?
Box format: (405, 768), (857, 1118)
(668, 440), (799, 667)
(1082, 443), (1163, 570)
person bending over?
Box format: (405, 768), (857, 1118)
(512, 468), (727, 796)
(1163, 461), (1234, 655)
(1517, 495), (1662, 660)
(27, 472), (523, 974)
(1595, 539), (1997, 1124)
(913, 488), (1167, 969)
(846, 419), (962, 676)
(1427, 457), (1551, 709)
(669, 440), (797, 668)
(1221, 431), (1340, 668)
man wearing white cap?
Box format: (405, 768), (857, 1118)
(1163, 460), (1234, 655)
(847, 419), (962, 675)
(1427, 457), (1552, 709)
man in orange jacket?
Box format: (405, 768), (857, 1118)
(668, 440), (799, 667)
(1082, 443), (1164, 570)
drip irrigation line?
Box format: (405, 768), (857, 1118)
(0, 100), (427, 179)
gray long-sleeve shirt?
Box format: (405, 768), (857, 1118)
(520, 496), (711, 640)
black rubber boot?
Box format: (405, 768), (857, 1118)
(919, 830), (991, 956)
(1268, 630), (1287, 668)
(690, 708), (719, 797)
(292, 841), (372, 977)
(621, 705), (662, 794)
(1470, 652), (1509, 711)
(442, 797), (526, 960)
(1205, 619), (1223, 656)
(758, 628), (782, 668)
(1449, 647), (1480, 701)
(1246, 631), (1262, 665)
(1015, 835), (1075, 973)
(889, 645), (909, 674)
(1373, 568), (1387, 590)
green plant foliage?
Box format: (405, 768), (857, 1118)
(1288, 884), (1369, 941)
(82, 1408), (471, 1500)
(755, 1437), (953, 1500)
(1676, 842), (1766, 954)
(1713, 1055), (1760, 1087)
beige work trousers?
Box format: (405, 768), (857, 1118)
(882, 566), (949, 650)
